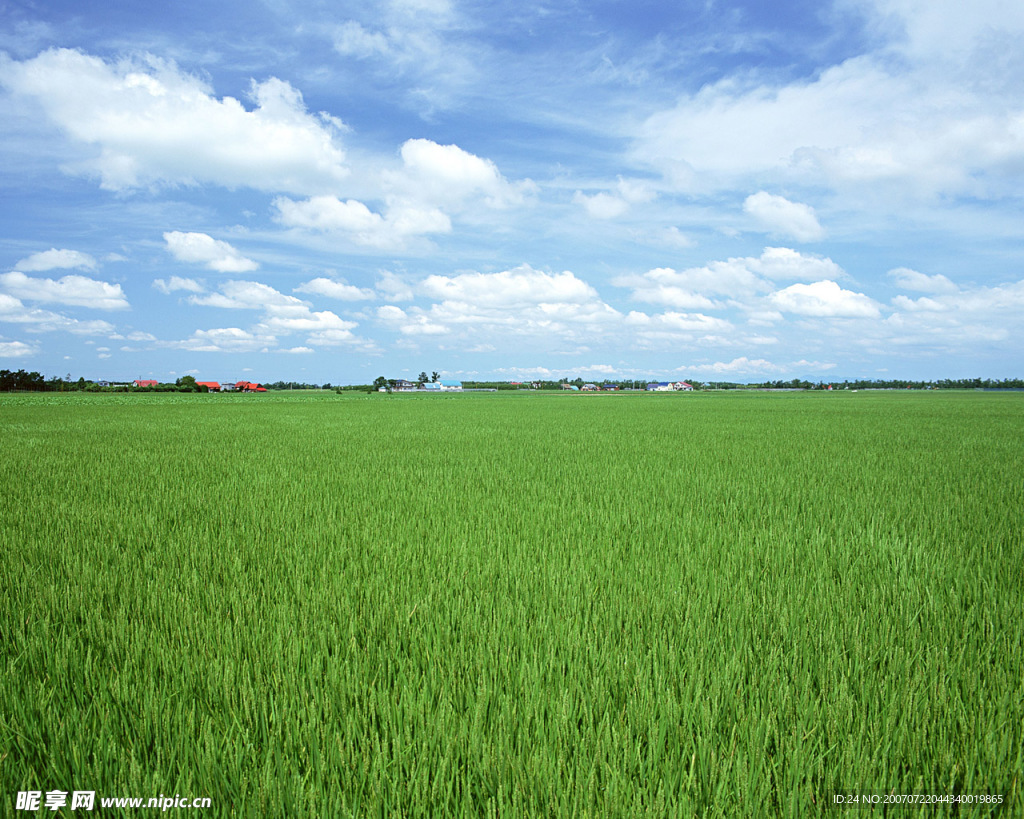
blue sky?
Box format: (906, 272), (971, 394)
(2, 0), (1023, 384)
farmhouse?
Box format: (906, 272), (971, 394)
(196, 381), (221, 392)
(234, 381), (266, 392)
(646, 381), (693, 392)
(133, 379), (158, 388)
(439, 380), (463, 392)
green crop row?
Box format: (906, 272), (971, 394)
(1, 391), (1021, 816)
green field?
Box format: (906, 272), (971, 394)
(1, 390), (1022, 816)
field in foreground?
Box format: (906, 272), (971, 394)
(1, 390), (1021, 816)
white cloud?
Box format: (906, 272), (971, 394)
(174, 327), (275, 353)
(573, 190), (629, 220)
(743, 192), (825, 242)
(376, 304), (448, 335)
(617, 248), (845, 307)
(333, 21), (391, 59)
(0, 339), (36, 357)
(771, 280), (882, 318)
(0, 271), (129, 309)
(0, 293), (116, 334)
(273, 195), (450, 249)
(187, 280), (360, 343)
(295, 277), (375, 301)
(163, 232), (258, 273)
(153, 276), (205, 294)
(888, 267), (959, 294)
(676, 357), (836, 376)
(420, 265), (601, 308)
(15, 248), (97, 272)
(390, 139), (535, 211)
(376, 271), (415, 301)
(1, 49), (349, 194)
(633, 4), (1024, 202)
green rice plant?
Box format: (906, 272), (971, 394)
(1, 390), (1021, 816)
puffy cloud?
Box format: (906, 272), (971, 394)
(624, 310), (734, 346)
(0, 293), (115, 334)
(376, 271), (415, 301)
(743, 192), (824, 242)
(391, 139), (535, 211)
(0, 339), (36, 357)
(163, 232), (258, 273)
(375, 265), (622, 344)
(15, 248), (97, 272)
(675, 357), (836, 375)
(572, 178), (656, 220)
(573, 191), (629, 220)
(174, 327), (275, 353)
(616, 248), (845, 307)
(189, 280), (296, 310)
(273, 195), (450, 249)
(420, 265), (601, 308)
(633, 3), (1024, 202)
(770, 280), (882, 318)
(888, 267), (959, 294)
(295, 277), (375, 301)
(0, 49), (349, 194)
(0, 271), (128, 309)
(153, 276), (205, 294)
(376, 304), (449, 335)
(186, 280), (361, 345)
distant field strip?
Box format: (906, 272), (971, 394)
(1, 391), (1021, 816)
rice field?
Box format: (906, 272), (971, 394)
(1, 389), (1021, 816)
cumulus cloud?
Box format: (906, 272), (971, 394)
(15, 248), (97, 272)
(0, 339), (36, 357)
(375, 265), (622, 344)
(888, 267), (959, 294)
(164, 232), (258, 273)
(295, 277), (375, 300)
(770, 280), (882, 318)
(0, 48), (349, 194)
(676, 357), (836, 375)
(616, 247), (845, 307)
(273, 195), (450, 249)
(387, 139), (536, 216)
(174, 327), (275, 353)
(185, 280), (362, 348)
(376, 304), (449, 335)
(153, 276), (205, 294)
(743, 192), (824, 241)
(633, 3), (1024, 201)
(420, 265), (601, 308)
(573, 190), (630, 220)
(0, 292), (116, 334)
(0, 271), (129, 309)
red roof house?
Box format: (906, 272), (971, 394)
(235, 381), (266, 392)
(196, 381), (221, 392)
(133, 379), (158, 388)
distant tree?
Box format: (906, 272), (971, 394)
(431, 371), (440, 382)
(418, 371), (429, 384)
(373, 376), (388, 391)
(176, 375), (197, 391)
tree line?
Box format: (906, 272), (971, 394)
(4, 368), (1024, 393)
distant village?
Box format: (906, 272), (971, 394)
(3, 368), (1023, 393)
